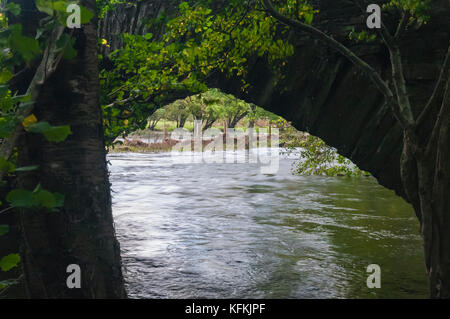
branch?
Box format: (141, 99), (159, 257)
(373, 14), (416, 127)
(385, 41), (415, 126)
(352, 0), (416, 129)
(261, 0), (411, 129)
(426, 65), (449, 156)
(417, 44), (450, 126)
(0, 206), (14, 215)
(394, 11), (410, 39)
(0, 26), (65, 180)
(104, 97), (135, 108)
(343, 0), (416, 129)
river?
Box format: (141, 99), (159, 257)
(108, 150), (428, 299)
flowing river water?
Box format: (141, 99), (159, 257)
(108, 150), (428, 299)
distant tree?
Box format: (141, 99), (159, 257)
(189, 95), (218, 131)
(247, 105), (279, 127)
(218, 93), (250, 128)
(164, 100), (190, 128)
(148, 108), (166, 130)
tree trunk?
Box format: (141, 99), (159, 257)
(401, 76), (450, 298)
(15, 0), (126, 298)
(420, 93), (450, 298)
(179, 116), (187, 129)
(415, 147), (450, 298)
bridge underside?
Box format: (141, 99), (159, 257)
(101, 0), (450, 202)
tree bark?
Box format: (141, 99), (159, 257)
(15, 0), (126, 298)
(419, 74), (450, 298)
(399, 69), (450, 298)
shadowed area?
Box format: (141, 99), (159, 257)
(100, 0), (450, 202)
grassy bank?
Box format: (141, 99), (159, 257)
(108, 127), (303, 154)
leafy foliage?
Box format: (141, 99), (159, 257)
(160, 89), (263, 131)
(0, 1), (94, 291)
(6, 184), (64, 210)
(289, 135), (369, 177)
(36, 0), (94, 26)
(100, 0), (295, 144)
(147, 107), (167, 130)
(0, 254), (20, 272)
(383, 0), (433, 22)
(26, 121), (72, 143)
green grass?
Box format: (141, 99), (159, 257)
(153, 120), (269, 133)
(154, 120), (179, 132)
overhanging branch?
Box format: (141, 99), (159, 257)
(260, 0), (413, 130)
(417, 44), (450, 126)
(0, 26), (65, 180)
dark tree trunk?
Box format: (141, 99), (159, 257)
(228, 113), (248, 129)
(149, 120), (159, 130)
(15, 0), (126, 298)
(202, 118), (216, 132)
(399, 71), (450, 298)
(178, 116), (188, 128)
(418, 83), (450, 298)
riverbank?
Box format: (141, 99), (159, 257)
(109, 127), (305, 153)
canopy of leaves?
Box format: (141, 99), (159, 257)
(100, 0), (295, 144)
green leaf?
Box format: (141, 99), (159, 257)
(6, 3), (21, 16)
(6, 189), (33, 208)
(36, 0), (54, 15)
(6, 186), (63, 210)
(36, 0), (67, 16)
(0, 225), (9, 237)
(179, 2), (190, 13)
(43, 125), (72, 142)
(32, 189), (56, 209)
(0, 254), (20, 272)
(8, 24), (40, 62)
(11, 93), (31, 104)
(14, 165), (39, 172)
(0, 157), (15, 173)
(63, 38), (77, 60)
(26, 122), (72, 143)
(0, 116), (17, 138)
(57, 4), (94, 27)
(32, 183), (43, 193)
(304, 12), (314, 25)
(26, 121), (52, 133)
(79, 5), (95, 24)
(0, 69), (13, 84)
(0, 85), (9, 98)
